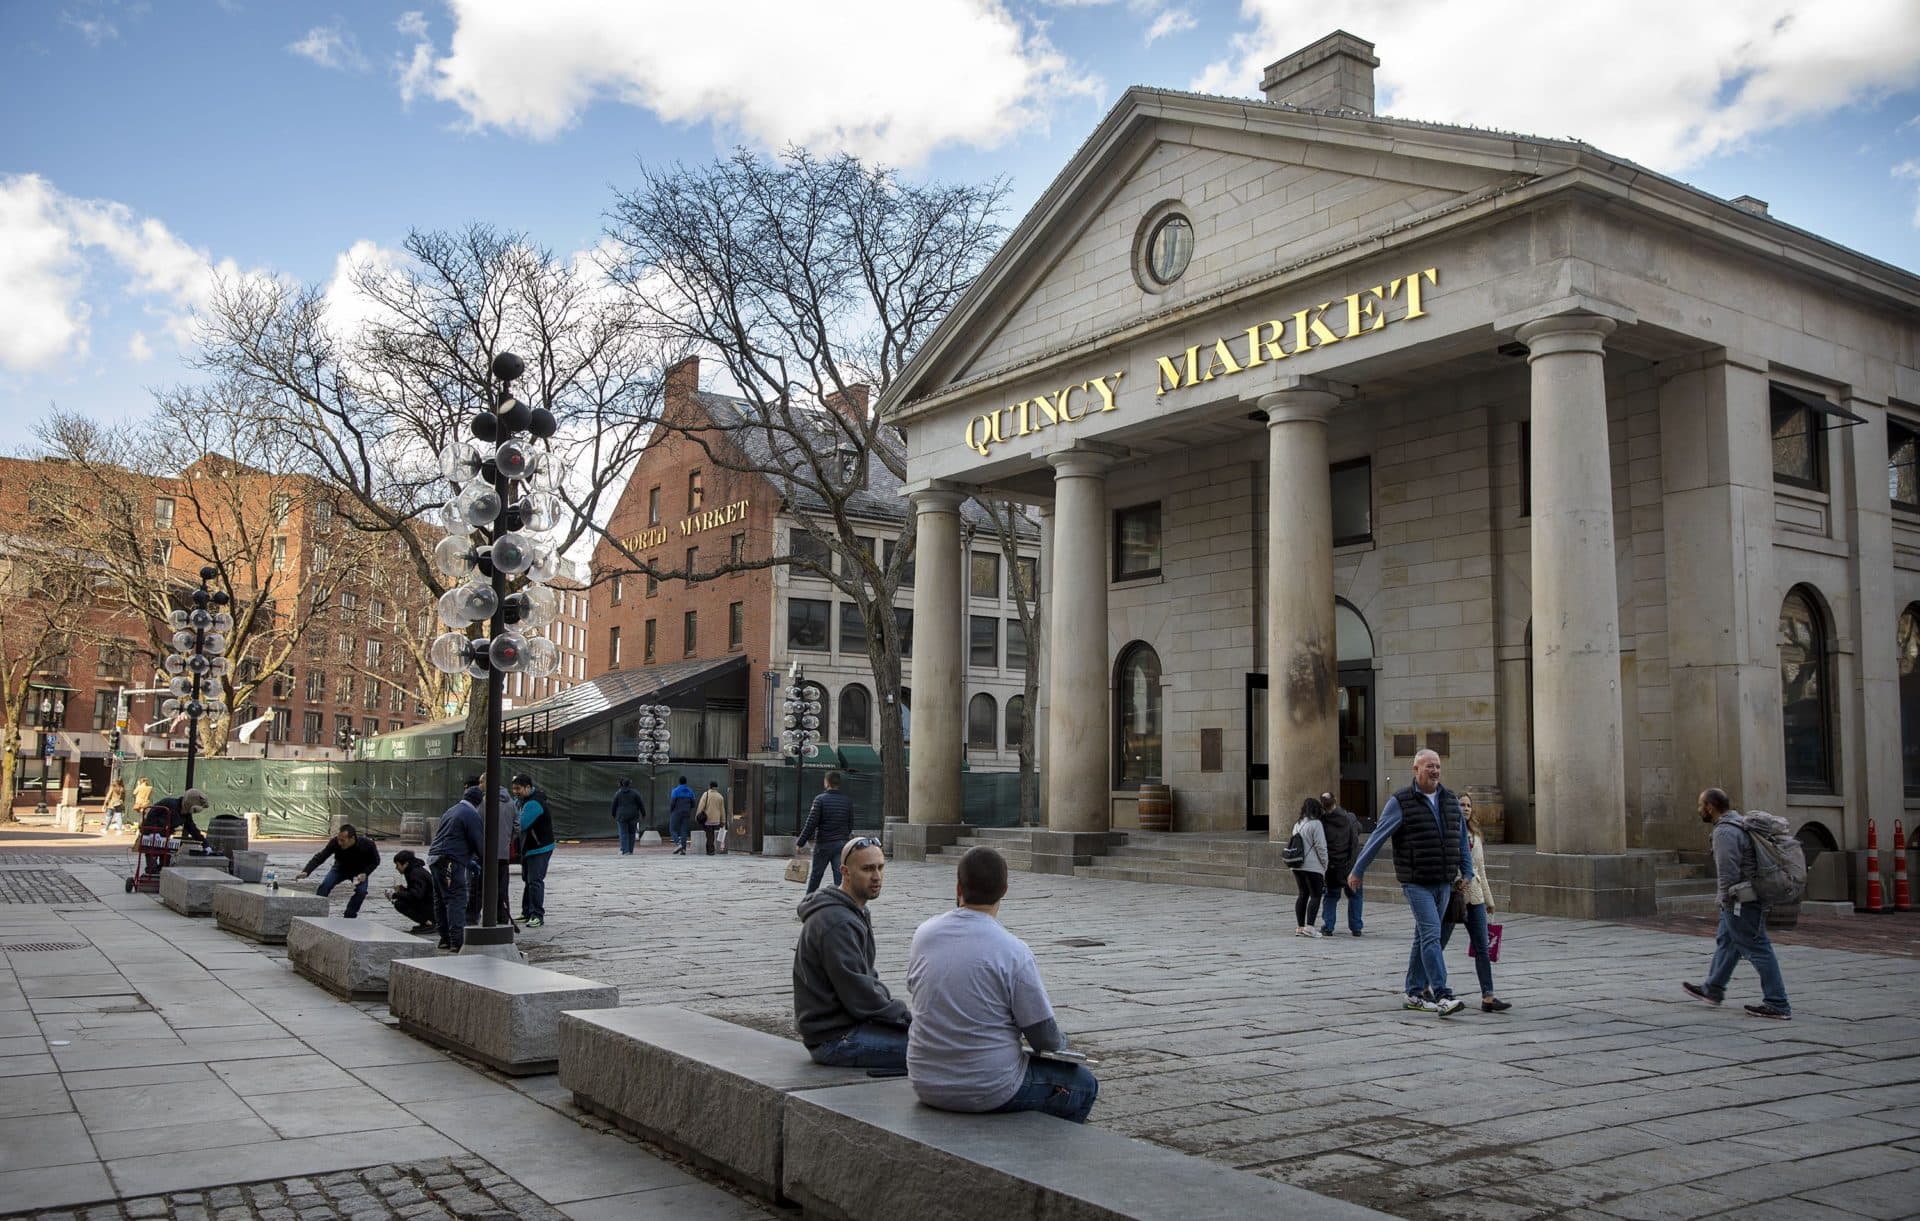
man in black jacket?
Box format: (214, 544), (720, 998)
(793, 837), (910, 1068)
(610, 779), (644, 855)
(795, 771), (855, 894)
(1347, 751), (1474, 1016)
(1318, 792), (1364, 937)
(386, 849), (435, 932)
(296, 824), (380, 918)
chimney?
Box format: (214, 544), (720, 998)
(663, 355), (701, 404)
(1730, 195), (1770, 217)
(822, 383), (871, 427)
(1260, 30), (1379, 116)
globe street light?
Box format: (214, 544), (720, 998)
(781, 660), (824, 838)
(161, 566), (231, 793)
(34, 693), (65, 814)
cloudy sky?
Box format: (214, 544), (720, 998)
(5, 0), (1920, 431)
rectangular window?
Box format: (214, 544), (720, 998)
(364, 679), (381, 711)
(1013, 556), (1039, 602)
(730, 532), (745, 565)
(341, 589), (359, 612)
(1006, 618), (1029, 670)
(647, 486), (661, 526)
(1518, 422), (1532, 518)
(688, 468), (704, 512)
(96, 639), (132, 679)
(92, 690), (116, 732)
(1771, 383), (1826, 490)
(302, 711), (323, 746)
(1331, 458), (1372, 546)
(362, 716), (378, 739)
(647, 569), (659, 598)
(838, 602), (867, 654)
(314, 499), (334, 527)
(150, 538), (174, 566)
(969, 552), (999, 599)
(788, 597), (831, 650)
(609, 625), (622, 668)
(1891, 419), (1920, 511)
(683, 610), (698, 657)
(272, 708), (293, 742)
(338, 674), (354, 705)
(336, 633), (352, 658)
(894, 607), (914, 658)
(365, 639), (382, 666)
(270, 536), (287, 571)
(611, 574), (624, 605)
(153, 495), (175, 531)
(788, 530), (832, 572)
(390, 686), (405, 713)
(644, 618), (656, 663)
(1113, 503), (1162, 580)
(370, 598), (386, 625)
(686, 546), (698, 580)
(970, 615), (999, 668)
(306, 670), (326, 700)
(884, 537), (914, 587)
(728, 601), (744, 650)
(270, 492), (292, 525)
(336, 714), (353, 745)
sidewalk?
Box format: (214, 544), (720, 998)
(0, 848), (771, 1220)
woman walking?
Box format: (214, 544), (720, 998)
(102, 778), (126, 834)
(1290, 797), (1329, 938)
(1441, 794), (1512, 1011)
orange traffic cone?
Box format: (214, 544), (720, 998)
(1866, 818), (1885, 913)
(1895, 820), (1912, 913)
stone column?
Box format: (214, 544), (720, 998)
(1260, 387), (1340, 839)
(1520, 314), (1626, 856)
(1843, 390), (1900, 843)
(1036, 503), (1054, 824)
(906, 488), (968, 830)
(1046, 451), (1114, 833)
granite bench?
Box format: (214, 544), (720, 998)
(389, 956), (617, 1075)
(557, 1006), (870, 1201)
(781, 1079), (1393, 1221)
(287, 917), (438, 999)
(157, 866), (246, 916)
(211, 884), (330, 943)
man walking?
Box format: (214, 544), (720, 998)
(429, 782), (484, 952)
(1684, 788), (1792, 1019)
(512, 773), (554, 928)
(906, 847), (1098, 1123)
(611, 778), (644, 855)
(295, 823), (381, 918)
(1348, 750), (1472, 1016)
(796, 771), (854, 894)
(696, 780), (726, 855)
(1319, 791), (1364, 937)
(793, 837), (911, 1068)
(668, 776), (696, 855)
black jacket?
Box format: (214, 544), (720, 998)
(797, 790), (854, 847)
(610, 784), (644, 822)
(518, 787), (555, 856)
(1322, 806), (1361, 880)
(792, 886), (909, 1047)
(392, 861), (432, 907)
(304, 834), (380, 879)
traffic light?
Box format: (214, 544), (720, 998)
(109, 729), (122, 755)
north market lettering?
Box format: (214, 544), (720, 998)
(962, 266), (1439, 459)
(617, 498), (750, 554)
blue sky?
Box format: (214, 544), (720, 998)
(4, 0), (1919, 433)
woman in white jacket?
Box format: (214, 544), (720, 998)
(1440, 794), (1512, 1011)
(1290, 797), (1329, 938)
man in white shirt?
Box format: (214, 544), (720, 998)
(905, 847), (1097, 1123)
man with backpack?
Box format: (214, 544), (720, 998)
(1683, 788), (1793, 1020)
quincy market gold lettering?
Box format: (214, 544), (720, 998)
(966, 372), (1124, 458)
(1154, 267), (1439, 396)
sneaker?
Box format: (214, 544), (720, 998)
(525, 917), (543, 929)
(436, 939), (450, 950)
(1435, 997), (1466, 1017)
(1744, 1003), (1791, 1020)
(1682, 982), (1722, 1007)
(1403, 994), (1439, 1012)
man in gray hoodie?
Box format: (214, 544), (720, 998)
(792, 837), (911, 1069)
(1683, 787), (1791, 1019)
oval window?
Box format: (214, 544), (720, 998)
(1146, 215), (1193, 284)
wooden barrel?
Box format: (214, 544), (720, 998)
(398, 812), (429, 844)
(204, 813), (248, 859)
(1137, 782), (1173, 832)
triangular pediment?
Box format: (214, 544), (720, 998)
(892, 89), (1564, 410)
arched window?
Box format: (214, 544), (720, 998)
(967, 693), (997, 749)
(838, 685), (872, 743)
(1780, 587), (1834, 794)
(1335, 599), (1374, 663)
(1115, 641), (1162, 788)
(1901, 606), (1920, 795)
(1005, 695), (1025, 750)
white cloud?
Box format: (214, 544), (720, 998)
(319, 239), (408, 342)
(0, 174), (249, 373)
(1192, 1), (1920, 171)
(288, 23), (368, 71)
(127, 331), (153, 362)
(60, 11), (118, 45)
(394, 0), (1097, 164)
(1144, 7), (1194, 45)
(1896, 160), (1920, 228)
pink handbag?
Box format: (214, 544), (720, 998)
(1471, 923), (1503, 963)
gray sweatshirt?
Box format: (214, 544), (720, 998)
(792, 887), (910, 1048)
(1712, 811), (1760, 907)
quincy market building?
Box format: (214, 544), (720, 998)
(881, 32), (1920, 917)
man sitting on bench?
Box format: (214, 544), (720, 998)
(793, 837), (911, 1069)
(906, 847), (1098, 1123)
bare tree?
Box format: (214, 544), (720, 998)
(602, 147), (1007, 817)
(0, 535), (102, 812)
(194, 224), (665, 741)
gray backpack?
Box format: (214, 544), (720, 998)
(1738, 811), (1807, 906)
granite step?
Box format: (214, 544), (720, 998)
(1086, 855), (1248, 878)
(1074, 865), (1249, 891)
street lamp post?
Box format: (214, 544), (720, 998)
(34, 694), (65, 814)
(426, 352), (563, 953)
(162, 566), (232, 794)
(634, 704), (671, 836)
(780, 660), (824, 835)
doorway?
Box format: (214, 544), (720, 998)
(1245, 674), (1267, 832)
(1337, 666), (1375, 819)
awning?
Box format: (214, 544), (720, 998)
(836, 744), (881, 773)
(1774, 381), (1866, 428)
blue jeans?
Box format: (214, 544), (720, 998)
(521, 850), (550, 920)
(431, 857), (468, 948)
(316, 866), (368, 918)
(669, 811), (690, 849)
(616, 820), (637, 854)
(808, 1022), (908, 1070)
(804, 841), (845, 894)
(103, 806), (124, 833)
(1401, 882), (1453, 999)
(1703, 902), (1790, 1012)
(1440, 902), (1495, 998)
(1322, 880), (1364, 934)
(991, 1056), (1099, 1124)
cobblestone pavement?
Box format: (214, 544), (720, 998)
(0, 1156), (564, 1220)
(0, 867), (99, 904)
(478, 846), (1918, 1220)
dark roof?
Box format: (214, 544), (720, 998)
(503, 654), (748, 735)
